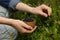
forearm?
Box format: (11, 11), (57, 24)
(16, 2), (34, 13)
(0, 17), (14, 25)
(0, 17), (21, 32)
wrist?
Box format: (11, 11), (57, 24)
(9, 19), (16, 26)
(29, 7), (37, 14)
(29, 7), (35, 13)
(11, 20), (21, 26)
(10, 19), (17, 26)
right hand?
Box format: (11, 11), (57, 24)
(12, 20), (37, 33)
(31, 4), (52, 17)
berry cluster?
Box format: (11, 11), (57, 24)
(23, 18), (33, 22)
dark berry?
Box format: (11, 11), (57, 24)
(43, 9), (48, 14)
(23, 18), (34, 22)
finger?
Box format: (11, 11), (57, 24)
(18, 26), (26, 33)
(22, 22), (33, 30)
(42, 5), (52, 16)
(44, 7), (52, 16)
(25, 26), (37, 33)
(19, 26), (33, 33)
(39, 11), (48, 17)
(47, 8), (52, 16)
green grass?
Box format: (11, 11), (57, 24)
(10, 0), (60, 40)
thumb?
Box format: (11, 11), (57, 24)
(38, 11), (48, 17)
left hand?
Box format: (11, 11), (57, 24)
(32, 4), (52, 17)
(12, 20), (37, 33)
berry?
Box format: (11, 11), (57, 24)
(23, 18), (34, 22)
(43, 9), (48, 14)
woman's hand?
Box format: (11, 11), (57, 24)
(12, 20), (37, 33)
(16, 2), (52, 17)
(32, 4), (52, 17)
(0, 17), (37, 34)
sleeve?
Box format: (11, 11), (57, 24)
(8, 0), (20, 10)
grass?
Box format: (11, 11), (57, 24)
(10, 0), (60, 40)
